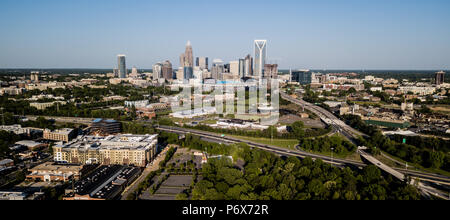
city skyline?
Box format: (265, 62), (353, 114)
(0, 0), (449, 70)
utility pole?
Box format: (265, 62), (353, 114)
(1, 107), (5, 126)
(271, 127), (273, 144)
(331, 147), (334, 165)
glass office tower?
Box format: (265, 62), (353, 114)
(117, 54), (127, 78)
(254, 40), (267, 79)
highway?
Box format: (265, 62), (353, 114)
(25, 115), (95, 125)
(156, 125), (450, 189)
(23, 112), (450, 198)
(281, 91), (450, 199)
(280, 92), (366, 143)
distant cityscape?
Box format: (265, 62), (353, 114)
(0, 30), (449, 202)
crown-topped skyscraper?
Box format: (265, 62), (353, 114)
(180, 41), (194, 81)
(180, 41), (194, 68)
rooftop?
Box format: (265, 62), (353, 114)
(15, 140), (44, 148)
(56, 134), (158, 151)
(45, 128), (74, 135)
(29, 162), (83, 173)
(0, 159), (14, 166)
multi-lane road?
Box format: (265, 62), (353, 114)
(156, 125), (450, 188)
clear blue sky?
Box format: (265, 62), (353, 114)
(0, 0), (449, 70)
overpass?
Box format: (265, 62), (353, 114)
(280, 92), (367, 142)
(157, 125), (450, 188)
(359, 150), (405, 181)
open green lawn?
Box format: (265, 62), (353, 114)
(228, 135), (299, 150)
(297, 148), (362, 161)
(230, 134), (362, 162)
(201, 120), (217, 125)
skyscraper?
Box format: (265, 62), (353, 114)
(264, 64), (278, 79)
(129, 67), (139, 79)
(244, 54), (253, 77)
(435, 71), (445, 85)
(197, 57), (209, 70)
(153, 63), (163, 80)
(211, 59), (224, 80)
(131, 67), (138, 75)
(254, 40), (267, 79)
(229, 61), (240, 78)
(292, 70), (313, 85)
(117, 55), (127, 78)
(180, 41), (194, 68)
(239, 59), (245, 78)
(180, 41), (194, 81)
(162, 60), (173, 81)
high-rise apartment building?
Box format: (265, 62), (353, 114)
(117, 55), (127, 78)
(435, 71), (445, 85)
(254, 40), (267, 79)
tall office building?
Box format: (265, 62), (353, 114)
(244, 54), (253, 77)
(180, 41), (194, 68)
(211, 59), (224, 80)
(162, 60), (173, 81)
(130, 67), (139, 78)
(131, 67), (138, 75)
(239, 59), (245, 78)
(153, 63), (163, 80)
(180, 41), (194, 81)
(176, 67), (184, 80)
(184, 67), (194, 80)
(254, 40), (267, 79)
(435, 71), (445, 85)
(292, 70), (313, 85)
(263, 64), (278, 79)
(229, 61), (240, 77)
(117, 55), (127, 78)
(197, 57), (209, 70)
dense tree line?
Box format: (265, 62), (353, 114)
(183, 121), (331, 140)
(298, 135), (357, 157)
(187, 143), (419, 200)
(0, 95), (127, 120)
(343, 114), (450, 172)
(122, 122), (155, 135)
(1, 84), (178, 120)
(390, 135), (450, 154)
(0, 131), (20, 159)
(158, 133), (421, 200)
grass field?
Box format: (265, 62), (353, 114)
(228, 135), (299, 150)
